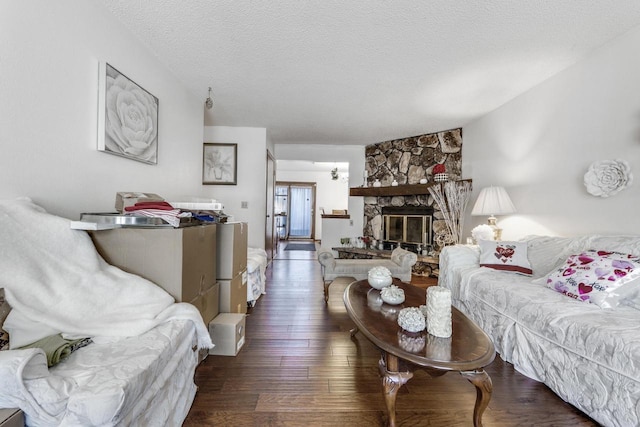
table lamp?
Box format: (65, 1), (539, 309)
(471, 186), (516, 241)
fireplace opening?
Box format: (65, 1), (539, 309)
(381, 206), (434, 253)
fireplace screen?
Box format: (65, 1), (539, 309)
(384, 214), (432, 246)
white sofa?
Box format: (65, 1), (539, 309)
(0, 198), (212, 426)
(317, 247), (417, 302)
(439, 235), (640, 427)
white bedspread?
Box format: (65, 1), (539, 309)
(0, 197), (212, 350)
(1, 320), (198, 426)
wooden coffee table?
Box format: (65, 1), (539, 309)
(343, 279), (496, 427)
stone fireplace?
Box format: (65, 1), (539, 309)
(362, 128), (462, 254)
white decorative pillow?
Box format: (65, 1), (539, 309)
(524, 235), (579, 278)
(478, 240), (533, 276)
(535, 250), (640, 307)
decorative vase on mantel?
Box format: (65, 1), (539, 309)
(433, 163), (448, 182)
(434, 173), (448, 182)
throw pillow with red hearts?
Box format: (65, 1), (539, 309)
(537, 250), (640, 306)
(494, 245), (516, 262)
(478, 240), (532, 275)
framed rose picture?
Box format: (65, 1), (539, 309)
(97, 62), (159, 164)
(203, 143), (237, 185)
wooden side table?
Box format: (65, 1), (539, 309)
(0, 408), (24, 427)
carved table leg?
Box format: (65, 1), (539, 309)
(461, 369), (493, 427)
(379, 354), (413, 427)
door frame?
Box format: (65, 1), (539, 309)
(276, 181), (317, 240)
(265, 150), (276, 261)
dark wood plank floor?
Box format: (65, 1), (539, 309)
(184, 243), (598, 426)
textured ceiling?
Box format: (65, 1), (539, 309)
(100, 1), (640, 145)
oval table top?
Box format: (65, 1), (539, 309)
(343, 279), (495, 371)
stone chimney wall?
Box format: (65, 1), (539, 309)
(363, 128), (463, 248)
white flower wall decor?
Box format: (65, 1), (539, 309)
(584, 159), (633, 198)
(97, 62), (159, 164)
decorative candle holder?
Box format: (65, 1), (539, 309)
(426, 286), (452, 337)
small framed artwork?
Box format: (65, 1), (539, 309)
(97, 61), (159, 164)
(203, 143), (237, 185)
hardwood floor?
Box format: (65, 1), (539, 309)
(184, 243), (598, 426)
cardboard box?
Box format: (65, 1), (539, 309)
(90, 225), (217, 303)
(189, 282), (220, 324)
(115, 192), (164, 213)
(0, 408), (24, 427)
(209, 313), (246, 356)
(218, 270), (247, 314)
(216, 222), (248, 280)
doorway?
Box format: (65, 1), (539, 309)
(275, 182), (316, 240)
(265, 150), (276, 261)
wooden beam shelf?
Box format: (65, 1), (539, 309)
(349, 179), (471, 197)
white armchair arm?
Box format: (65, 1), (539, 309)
(390, 247), (418, 269)
(438, 245), (480, 300)
(317, 247), (418, 303)
(317, 248), (336, 271)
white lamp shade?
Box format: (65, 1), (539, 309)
(471, 186), (516, 216)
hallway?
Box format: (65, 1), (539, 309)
(184, 243), (597, 426)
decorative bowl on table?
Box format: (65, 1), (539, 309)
(397, 307), (426, 333)
(380, 285), (405, 305)
(368, 266), (393, 289)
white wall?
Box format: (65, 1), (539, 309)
(0, 1), (204, 220)
(276, 168), (349, 240)
(203, 126), (267, 248)
(275, 144), (366, 248)
(464, 24), (640, 240)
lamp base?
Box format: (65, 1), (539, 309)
(487, 216), (503, 241)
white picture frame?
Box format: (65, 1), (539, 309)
(203, 143), (237, 185)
